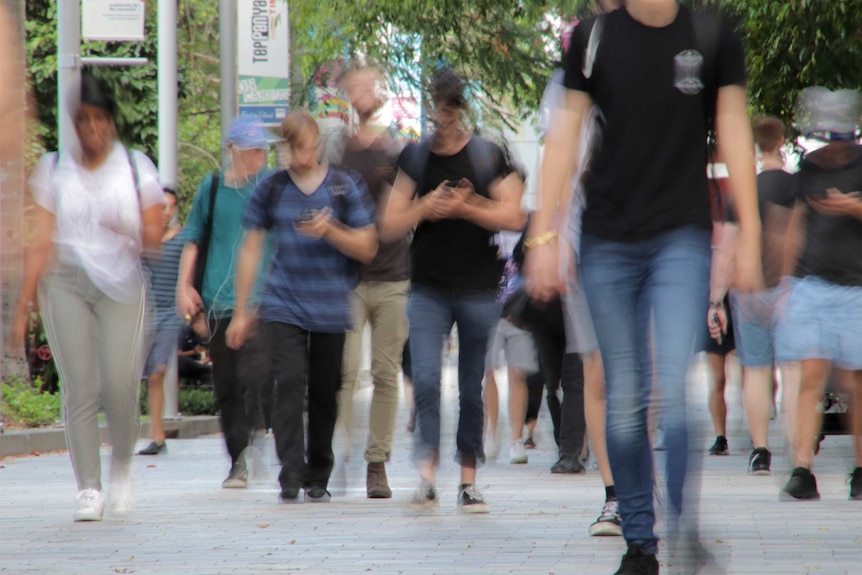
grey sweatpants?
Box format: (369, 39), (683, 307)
(38, 265), (147, 491)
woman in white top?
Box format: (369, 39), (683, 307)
(10, 73), (164, 522)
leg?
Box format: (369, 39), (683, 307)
(533, 329), (563, 447)
(365, 281), (409, 463)
(408, 287), (453, 484)
(584, 350), (614, 488)
(780, 362), (801, 448)
(507, 367), (528, 443)
(237, 325), (273, 434)
(269, 322), (310, 497)
(305, 331), (345, 489)
(525, 368), (544, 442)
(337, 284), (369, 453)
(558, 352), (586, 459)
(743, 366), (773, 449)
(208, 318), (250, 465)
(146, 371), (166, 444)
(38, 270), (102, 491)
(794, 359), (831, 468)
(483, 369), (499, 453)
(706, 353), (728, 439)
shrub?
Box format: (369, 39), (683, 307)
(1, 376), (62, 428)
(139, 384), (216, 417)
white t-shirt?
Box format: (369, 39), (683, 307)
(30, 143), (164, 303)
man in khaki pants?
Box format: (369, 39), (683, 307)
(337, 65), (409, 498)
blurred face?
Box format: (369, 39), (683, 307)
(286, 129), (320, 173)
(430, 101), (461, 134)
(162, 193), (178, 227)
(230, 146), (267, 177)
(74, 103), (115, 157)
(345, 69), (382, 119)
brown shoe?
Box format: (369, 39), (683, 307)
(366, 462), (392, 499)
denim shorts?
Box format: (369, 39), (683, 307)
(144, 319), (180, 377)
(486, 317), (538, 373)
(775, 276), (862, 370)
(563, 271), (599, 355)
(730, 287), (780, 367)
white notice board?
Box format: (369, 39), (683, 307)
(82, 0), (146, 42)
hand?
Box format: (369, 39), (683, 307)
(295, 207), (334, 239)
(177, 283), (203, 318)
(524, 241), (565, 302)
(707, 304), (727, 343)
(732, 231), (764, 293)
(807, 189), (862, 218)
(226, 313), (256, 350)
(7, 310), (30, 357)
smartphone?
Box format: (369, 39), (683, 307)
(444, 179), (460, 188)
(295, 210), (315, 224)
(711, 312), (722, 345)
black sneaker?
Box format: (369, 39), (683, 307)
(613, 545), (659, 575)
(457, 483), (490, 514)
(304, 484), (331, 503)
(137, 441), (167, 455)
(708, 435), (729, 456)
(279, 485), (300, 504)
(780, 467), (821, 501)
(550, 455), (585, 474)
(849, 467), (862, 500)
(749, 447), (771, 475)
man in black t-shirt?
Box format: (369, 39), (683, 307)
(380, 69), (525, 514)
(525, 1), (762, 573)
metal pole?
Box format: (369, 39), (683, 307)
(158, 0), (178, 189)
(220, 0), (237, 145)
(57, 0), (81, 152)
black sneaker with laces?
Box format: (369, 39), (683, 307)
(708, 435), (728, 456)
(279, 485), (300, 503)
(137, 440), (167, 455)
(613, 544), (659, 575)
(748, 447), (771, 475)
(780, 466), (820, 501)
(849, 467), (862, 500)
(457, 483), (490, 514)
(304, 484), (331, 503)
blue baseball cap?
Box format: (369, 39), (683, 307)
(224, 117), (278, 150)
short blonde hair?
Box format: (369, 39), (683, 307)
(753, 116), (785, 153)
(278, 110), (320, 147)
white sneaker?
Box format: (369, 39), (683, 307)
(484, 429), (500, 461)
(110, 478), (135, 515)
(509, 440), (528, 464)
(73, 489), (105, 522)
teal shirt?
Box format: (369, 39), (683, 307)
(185, 170), (275, 318)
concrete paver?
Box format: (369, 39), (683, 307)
(1, 356), (860, 574)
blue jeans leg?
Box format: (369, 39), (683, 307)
(580, 226), (710, 552)
(408, 286), (454, 466)
(452, 291), (498, 465)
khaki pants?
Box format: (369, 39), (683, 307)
(338, 280), (409, 463)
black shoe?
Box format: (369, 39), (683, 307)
(780, 467), (820, 501)
(748, 447), (771, 475)
(708, 435), (728, 456)
(304, 484), (331, 503)
(137, 441), (167, 455)
(456, 483), (490, 514)
(849, 467), (862, 500)
(550, 455), (585, 474)
(613, 545), (659, 575)
(279, 486), (300, 504)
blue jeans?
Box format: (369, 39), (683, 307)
(408, 285), (498, 466)
(579, 226), (711, 553)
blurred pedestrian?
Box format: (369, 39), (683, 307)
(10, 73), (165, 521)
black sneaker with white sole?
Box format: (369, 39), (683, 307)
(748, 447), (771, 475)
(708, 435), (729, 456)
(457, 483), (490, 514)
(781, 467), (820, 501)
(304, 484), (331, 502)
(613, 545), (659, 575)
(849, 467), (862, 500)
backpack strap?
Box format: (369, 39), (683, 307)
(204, 173), (219, 241)
(464, 136), (501, 194)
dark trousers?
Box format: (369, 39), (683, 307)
(533, 329), (585, 458)
(525, 369), (544, 423)
(268, 322), (344, 491)
(208, 317), (271, 465)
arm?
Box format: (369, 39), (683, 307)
(715, 85), (763, 292)
(454, 171), (527, 232)
(324, 222), (378, 263)
(707, 221), (738, 340)
(378, 170), (432, 242)
(9, 204), (54, 353)
(141, 204), (165, 252)
(524, 89), (593, 301)
(176, 242), (202, 317)
(782, 202), (807, 278)
(225, 228), (266, 349)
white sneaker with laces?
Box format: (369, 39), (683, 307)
(589, 499), (623, 536)
(73, 489), (105, 522)
(509, 440), (528, 464)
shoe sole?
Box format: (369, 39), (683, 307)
(367, 491), (393, 499)
(509, 458), (528, 464)
(588, 523), (623, 537)
(73, 512), (104, 522)
(409, 500), (438, 512)
(222, 480), (248, 489)
(779, 490), (821, 501)
(750, 469), (771, 476)
(709, 451), (729, 456)
(458, 504), (490, 514)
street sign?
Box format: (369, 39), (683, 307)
(237, 0), (290, 125)
(82, 0), (145, 42)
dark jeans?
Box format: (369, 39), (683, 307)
(532, 329), (585, 458)
(208, 317), (271, 465)
(268, 322), (345, 491)
(178, 356), (213, 387)
(580, 226), (711, 552)
(525, 369), (544, 423)
(408, 286), (498, 466)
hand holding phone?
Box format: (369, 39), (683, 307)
(295, 210), (315, 224)
(711, 312), (722, 345)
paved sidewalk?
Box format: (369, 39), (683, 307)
(1, 356), (860, 574)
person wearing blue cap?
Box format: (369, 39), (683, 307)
(176, 116), (276, 489)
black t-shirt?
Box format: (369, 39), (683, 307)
(397, 137), (510, 291)
(340, 137), (410, 282)
(563, 5), (746, 241)
(756, 169), (796, 287)
(795, 145), (862, 286)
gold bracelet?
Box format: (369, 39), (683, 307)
(524, 231), (558, 248)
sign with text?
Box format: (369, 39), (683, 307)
(82, 0), (145, 42)
(237, 0), (290, 125)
